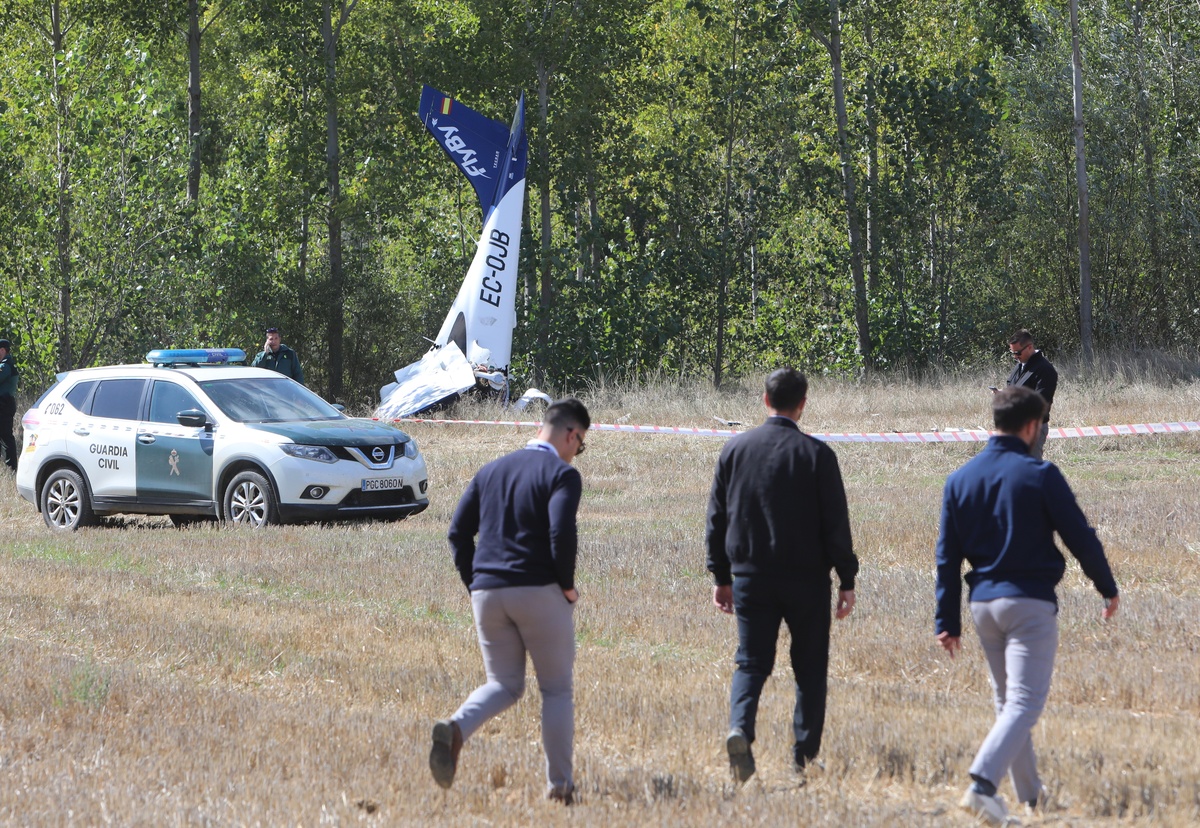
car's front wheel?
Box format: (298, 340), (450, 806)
(41, 468), (98, 531)
(223, 470), (279, 527)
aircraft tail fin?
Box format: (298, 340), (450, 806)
(419, 85), (528, 218)
(373, 84), (527, 422)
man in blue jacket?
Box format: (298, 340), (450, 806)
(936, 386), (1119, 825)
(431, 397), (589, 805)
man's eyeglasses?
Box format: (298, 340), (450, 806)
(1009, 343), (1030, 358)
(570, 428), (586, 455)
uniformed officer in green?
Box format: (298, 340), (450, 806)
(251, 326), (305, 385)
(0, 338), (19, 471)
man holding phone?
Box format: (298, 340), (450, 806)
(0, 338), (18, 472)
(993, 329), (1056, 459)
(250, 326), (305, 385)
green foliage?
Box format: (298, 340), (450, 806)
(2, 0), (1200, 398)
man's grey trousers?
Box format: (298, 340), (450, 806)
(969, 596), (1059, 804)
(452, 584), (576, 793)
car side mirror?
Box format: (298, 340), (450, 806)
(177, 409), (210, 430)
(333, 403), (345, 412)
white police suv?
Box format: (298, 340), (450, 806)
(15, 349), (429, 530)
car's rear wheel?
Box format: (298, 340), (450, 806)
(41, 469), (97, 531)
(223, 471), (279, 527)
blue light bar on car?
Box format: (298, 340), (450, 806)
(145, 348), (247, 366)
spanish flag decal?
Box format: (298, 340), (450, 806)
(441, 97), (453, 116)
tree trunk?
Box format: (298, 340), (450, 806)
(824, 0), (871, 371)
(863, 17), (880, 295)
(535, 60), (554, 383)
(939, 200), (956, 359)
(715, 12), (740, 389)
(1133, 0), (1164, 343)
(322, 0), (355, 400)
(298, 209), (309, 335)
(297, 68), (312, 344)
(928, 205), (937, 351)
(573, 198), (583, 282)
(587, 169), (600, 280)
(522, 197), (535, 324)
(1070, 0), (1094, 366)
(187, 0), (201, 202)
(750, 238), (758, 324)
(50, 0), (73, 371)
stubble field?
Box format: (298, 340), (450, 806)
(1, 370), (1198, 826)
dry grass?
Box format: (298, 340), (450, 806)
(1, 374), (1198, 826)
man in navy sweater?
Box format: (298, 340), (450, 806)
(430, 397), (589, 805)
(936, 386), (1119, 825)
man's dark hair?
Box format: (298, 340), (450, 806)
(544, 397), (590, 432)
(765, 368), (808, 411)
(1008, 329), (1034, 347)
(993, 386), (1048, 433)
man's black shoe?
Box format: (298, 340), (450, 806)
(429, 719), (463, 789)
(726, 728), (755, 783)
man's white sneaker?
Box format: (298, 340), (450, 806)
(960, 787), (1012, 825)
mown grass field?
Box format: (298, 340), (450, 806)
(1, 371), (1198, 826)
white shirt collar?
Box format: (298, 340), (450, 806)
(525, 439), (558, 454)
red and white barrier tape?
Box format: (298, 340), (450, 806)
(394, 417), (1200, 443)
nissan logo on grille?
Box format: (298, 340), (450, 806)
(371, 446), (386, 463)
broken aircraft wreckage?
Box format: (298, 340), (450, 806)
(374, 85), (548, 420)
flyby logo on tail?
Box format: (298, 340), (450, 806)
(419, 85), (528, 220)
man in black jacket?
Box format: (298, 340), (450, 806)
(1004, 329), (1057, 460)
(431, 397), (589, 805)
(707, 368), (858, 783)
(0, 338), (18, 471)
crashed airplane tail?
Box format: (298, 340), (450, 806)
(375, 86), (527, 420)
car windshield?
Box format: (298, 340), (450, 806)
(197, 377), (344, 423)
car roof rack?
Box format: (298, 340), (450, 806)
(146, 348), (247, 367)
